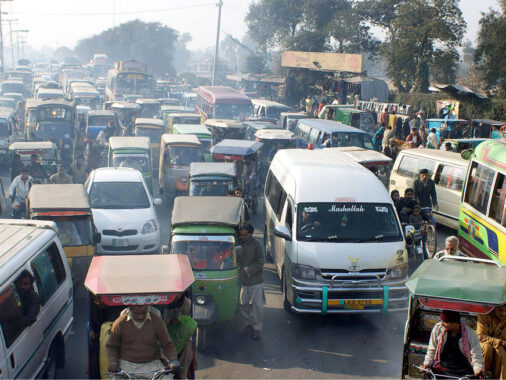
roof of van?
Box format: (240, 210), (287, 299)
(91, 167), (144, 183)
(0, 221), (57, 284)
(271, 148), (391, 203)
(298, 119), (368, 134)
(251, 99), (290, 108)
(398, 148), (468, 164)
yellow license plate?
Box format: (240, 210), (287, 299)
(328, 299), (383, 309)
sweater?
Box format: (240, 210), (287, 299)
(238, 238), (264, 286)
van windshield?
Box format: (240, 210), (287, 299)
(135, 126), (162, 142)
(297, 203), (402, 242)
(330, 132), (373, 149)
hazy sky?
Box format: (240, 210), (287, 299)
(5, 0), (500, 51)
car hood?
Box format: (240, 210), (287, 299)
(91, 207), (155, 232)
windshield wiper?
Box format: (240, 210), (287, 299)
(354, 234), (384, 243)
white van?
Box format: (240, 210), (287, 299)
(251, 99), (290, 121)
(389, 149), (469, 230)
(264, 148), (408, 314)
(0, 220), (73, 379)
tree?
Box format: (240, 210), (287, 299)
(243, 54), (267, 74)
(475, 0), (506, 93)
(173, 33), (192, 72)
(74, 20), (178, 76)
(361, 0), (465, 92)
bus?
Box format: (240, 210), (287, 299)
(459, 139), (506, 265)
(195, 86), (252, 121)
(105, 60), (154, 101)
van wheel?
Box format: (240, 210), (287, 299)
(263, 227), (272, 263)
(196, 326), (207, 352)
(45, 344), (58, 379)
(282, 272), (293, 313)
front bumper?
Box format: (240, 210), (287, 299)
(97, 231), (160, 254)
(290, 276), (409, 314)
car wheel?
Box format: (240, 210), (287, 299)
(282, 271), (293, 313)
(45, 344), (58, 379)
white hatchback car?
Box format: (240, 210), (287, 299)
(85, 167), (161, 254)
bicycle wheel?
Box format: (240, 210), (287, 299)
(425, 226), (437, 257)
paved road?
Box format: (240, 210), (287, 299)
(0, 168), (451, 379)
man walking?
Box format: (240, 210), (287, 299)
(237, 223), (265, 340)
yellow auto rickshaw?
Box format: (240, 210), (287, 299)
(133, 118), (164, 172)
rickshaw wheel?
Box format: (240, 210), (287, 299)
(196, 326), (207, 352)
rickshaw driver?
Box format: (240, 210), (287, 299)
(106, 304), (181, 378)
(423, 310), (485, 378)
(26, 154), (48, 181)
(477, 305), (506, 379)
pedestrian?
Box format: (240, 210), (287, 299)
(383, 138), (399, 161)
(426, 128), (439, 149)
(49, 164), (73, 184)
(402, 117), (411, 140)
(390, 190), (400, 209)
(419, 126), (428, 147)
(433, 236), (467, 259)
(476, 305), (506, 379)
(381, 125), (393, 151)
(414, 168), (438, 225)
(70, 156), (88, 184)
(103, 120), (116, 142)
(372, 123), (386, 152)
(406, 127), (422, 148)
(394, 116), (404, 140)
(396, 188), (415, 213)
(237, 223), (265, 340)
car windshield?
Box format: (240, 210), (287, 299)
(2, 83), (24, 94)
(115, 73), (154, 97)
(330, 132), (373, 149)
(167, 146), (201, 166)
(113, 154), (151, 172)
(214, 103), (253, 120)
(89, 181), (150, 209)
(360, 113), (376, 134)
(75, 97), (99, 108)
(135, 126), (162, 142)
(212, 126), (245, 143)
(190, 179), (233, 196)
(170, 235), (236, 270)
(139, 104), (160, 118)
(297, 203), (402, 242)
(53, 217), (92, 246)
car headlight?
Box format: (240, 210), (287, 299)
(292, 264), (319, 280)
(142, 219), (157, 234)
(196, 295), (206, 305)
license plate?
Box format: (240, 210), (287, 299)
(113, 239), (128, 247)
(328, 299), (383, 309)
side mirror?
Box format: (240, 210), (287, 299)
(153, 198), (162, 206)
(274, 225), (292, 241)
(93, 232), (101, 244)
(404, 224), (415, 237)
(161, 245), (170, 254)
(460, 149), (472, 160)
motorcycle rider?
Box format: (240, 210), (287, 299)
(26, 154), (48, 182)
(9, 169), (32, 218)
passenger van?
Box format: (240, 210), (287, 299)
(0, 220), (73, 379)
(264, 148), (408, 314)
(251, 99), (290, 122)
(389, 149), (469, 230)
(294, 119), (373, 149)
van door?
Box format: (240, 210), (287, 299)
(391, 154), (436, 196)
(433, 163), (466, 227)
(274, 198), (295, 275)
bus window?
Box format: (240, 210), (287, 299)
(464, 162), (495, 215)
(489, 174), (506, 227)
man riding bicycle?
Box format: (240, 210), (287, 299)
(414, 168), (438, 228)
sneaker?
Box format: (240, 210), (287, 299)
(252, 330), (260, 340)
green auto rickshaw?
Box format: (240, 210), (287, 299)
(188, 162), (237, 196)
(170, 196), (245, 351)
(401, 256), (505, 378)
(107, 136), (153, 193)
(173, 124), (213, 161)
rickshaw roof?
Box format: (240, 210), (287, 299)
(169, 113), (201, 118)
(210, 139), (263, 156)
(190, 162), (236, 178)
(9, 141), (57, 150)
(87, 110), (114, 117)
(405, 259), (506, 306)
(161, 133), (201, 146)
(334, 146), (392, 165)
(255, 129), (295, 140)
(243, 121), (281, 131)
(134, 118), (164, 127)
(84, 254), (195, 296)
(109, 136), (150, 150)
(205, 119), (243, 129)
(28, 184), (90, 212)
(172, 196), (244, 227)
(111, 101), (140, 110)
(173, 124), (212, 137)
(135, 98), (160, 105)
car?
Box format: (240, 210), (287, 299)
(84, 167), (162, 254)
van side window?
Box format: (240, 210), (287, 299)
(309, 128), (321, 144)
(31, 244), (66, 305)
(464, 161), (495, 216)
(285, 201), (293, 231)
(277, 189), (287, 220)
(435, 164), (465, 191)
(265, 171), (286, 221)
(398, 156), (436, 178)
(489, 173), (506, 227)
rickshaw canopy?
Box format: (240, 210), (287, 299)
(111, 101), (140, 110)
(161, 133), (201, 146)
(205, 119), (243, 129)
(109, 136), (150, 151)
(189, 162), (236, 178)
(172, 196), (244, 228)
(84, 254), (195, 304)
(405, 258), (506, 306)
(255, 129), (295, 140)
(28, 184), (91, 214)
(243, 121), (281, 132)
(173, 124), (212, 137)
(9, 141), (58, 152)
(334, 146), (392, 166)
(210, 139), (263, 156)
(134, 118), (164, 128)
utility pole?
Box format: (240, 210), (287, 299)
(6, 19), (16, 66)
(211, 0), (223, 86)
(0, 0), (13, 74)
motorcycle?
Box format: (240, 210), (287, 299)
(404, 223), (430, 275)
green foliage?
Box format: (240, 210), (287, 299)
(74, 20), (178, 76)
(475, 3), (506, 93)
(243, 54), (267, 74)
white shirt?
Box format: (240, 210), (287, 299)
(427, 132), (439, 148)
(9, 175), (32, 199)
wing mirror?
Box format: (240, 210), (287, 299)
(93, 232), (101, 244)
(153, 198), (162, 206)
(161, 244), (170, 254)
(274, 225), (292, 241)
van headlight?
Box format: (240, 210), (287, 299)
(292, 264), (319, 280)
(142, 219), (157, 234)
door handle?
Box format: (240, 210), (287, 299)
(9, 354), (15, 369)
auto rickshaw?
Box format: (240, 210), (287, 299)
(108, 136), (153, 192)
(135, 98), (161, 119)
(210, 139), (263, 214)
(9, 141), (60, 180)
(170, 196), (244, 351)
(401, 256), (505, 378)
(470, 119), (505, 139)
(133, 118), (164, 171)
(255, 128), (295, 163)
(161, 105), (186, 128)
(27, 184), (101, 282)
(173, 124), (213, 161)
(243, 120), (282, 141)
(85, 254), (196, 379)
(204, 119), (246, 145)
(86, 110), (115, 139)
(426, 118), (468, 140)
(438, 138), (489, 153)
(158, 134), (202, 199)
(188, 162), (237, 196)
(165, 113), (202, 134)
(111, 101), (140, 134)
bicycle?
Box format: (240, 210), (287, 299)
(420, 207), (437, 256)
(107, 363), (182, 380)
(415, 365), (483, 380)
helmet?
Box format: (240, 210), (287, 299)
(307, 143), (314, 150)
